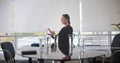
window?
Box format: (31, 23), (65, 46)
(81, 31), (109, 45)
(0, 33), (15, 50)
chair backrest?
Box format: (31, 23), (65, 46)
(1, 42), (15, 61)
(111, 33), (120, 53)
(111, 50), (120, 63)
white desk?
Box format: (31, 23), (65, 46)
(16, 46), (108, 63)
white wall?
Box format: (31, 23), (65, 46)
(82, 0), (120, 32)
(14, 0), (80, 32)
(0, 0), (12, 32)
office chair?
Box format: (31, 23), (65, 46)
(1, 42), (37, 63)
(111, 33), (120, 53)
(111, 50), (120, 63)
(1, 42), (15, 63)
(110, 33), (120, 63)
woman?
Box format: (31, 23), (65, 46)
(48, 14), (73, 60)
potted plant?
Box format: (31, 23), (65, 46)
(111, 23), (120, 30)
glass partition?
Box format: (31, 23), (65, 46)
(16, 32), (47, 48)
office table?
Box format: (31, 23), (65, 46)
(16, 45), (109, 63)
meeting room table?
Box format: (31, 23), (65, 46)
(16, 45), (109, 63)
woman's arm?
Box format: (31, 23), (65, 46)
(48, 28), (55, 39)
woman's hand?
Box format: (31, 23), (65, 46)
(48, 28), (55, 36)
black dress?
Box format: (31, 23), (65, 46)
(58, 25), (73, 56)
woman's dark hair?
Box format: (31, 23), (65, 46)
(62, 14), (70, 24)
